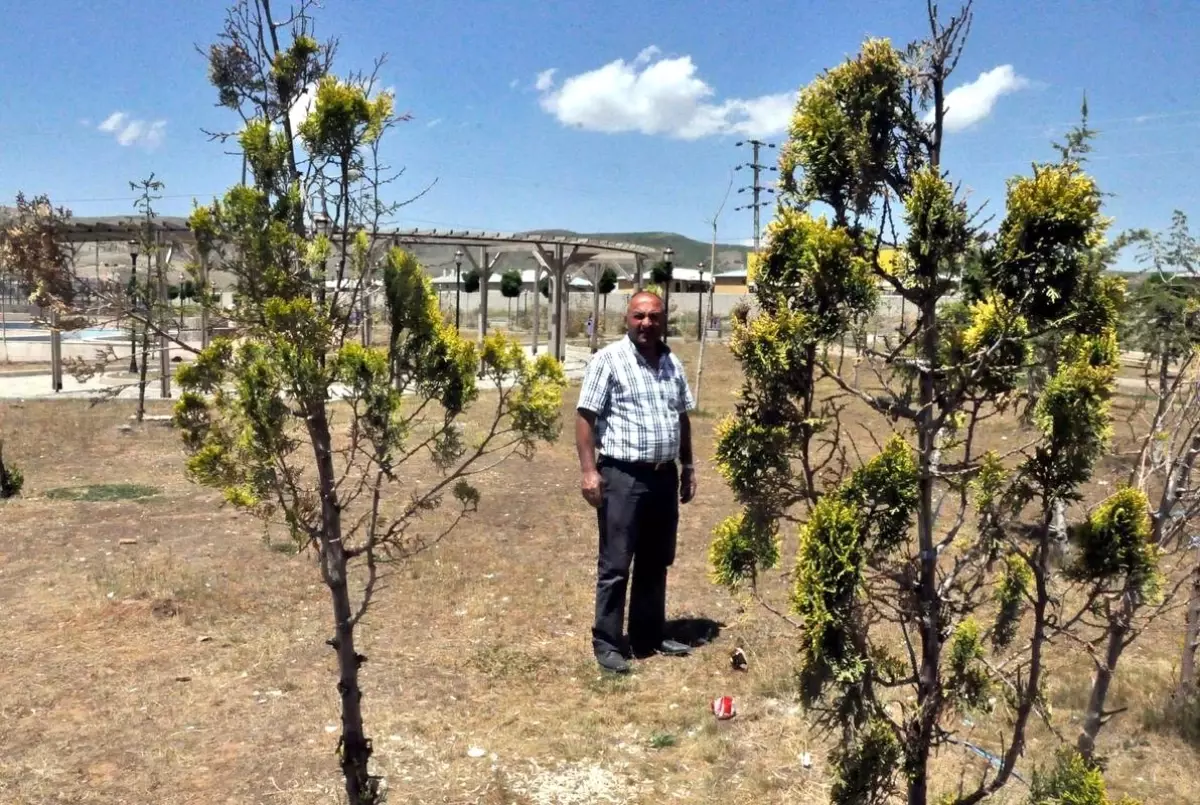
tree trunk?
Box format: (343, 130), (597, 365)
(907, 293), (941, 805)
(137, 321), (151, 422)
(1180, 550), (1200, 696)
(309, 408), (377, 804)
(1078, 592), (1133, 759)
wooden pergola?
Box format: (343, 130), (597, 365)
(52, 218), (662, 379)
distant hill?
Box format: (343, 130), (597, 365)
(522, 230), (751, 272)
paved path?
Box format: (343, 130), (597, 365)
(0, 345), (592, 401)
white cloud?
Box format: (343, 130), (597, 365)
(534, 68), (557, 93)
(928, 65), (1030, 133)
(96, 112), (167, 149)
(633, 46), (661, 65)
(536, 47), (795, 140)
(289, 83), (317, 133)
(97, 112), (126, 133)
(427, 118), (443, 128)
(509, 78), (520, 90)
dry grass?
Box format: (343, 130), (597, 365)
(0, 341), (1196, 805)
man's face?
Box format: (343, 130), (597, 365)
(626, 294), (665, 346)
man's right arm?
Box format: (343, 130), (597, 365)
(575, 356), (610, 507)
(575, 410), (599, 474)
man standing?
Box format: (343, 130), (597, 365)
(575, 291), (697, 673)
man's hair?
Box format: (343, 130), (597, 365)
(627, 290), (664, 311)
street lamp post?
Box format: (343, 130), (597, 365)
(312, 211), (331, 309)
(128, 241), (139, 373)
(662, 246), (674, 344)
(454, 249), (463, 332)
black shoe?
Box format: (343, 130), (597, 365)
(596, 650), (631, 673)
(633, 639), (692, 658)
(658, 639), (691, 656)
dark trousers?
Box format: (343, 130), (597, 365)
(592, 457), (679, 656)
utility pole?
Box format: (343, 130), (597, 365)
(734, 139), (777, 251)
(694, 170), (734, 413)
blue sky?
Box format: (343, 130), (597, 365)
(2, 0), (1198, 253)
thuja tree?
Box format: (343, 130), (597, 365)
(709, 4), (1140, 803)
(173, 2), (567, 802)
(1120, 211), (1200, 705)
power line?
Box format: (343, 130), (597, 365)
(733, 139), (777, 252)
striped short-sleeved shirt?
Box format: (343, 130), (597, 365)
(576, 335), (696, 464)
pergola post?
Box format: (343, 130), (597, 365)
(532, 243), (581, 362)
(531, 262), (541, 356)
(49, 307), (62, 392)
(589, 263), (603, 354)
(634, 254), (645, 291)
(460, 245), (501, 346)
(554, 245), (566, 361)
(531, 245), (563, 361)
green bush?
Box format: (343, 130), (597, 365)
(0, 450), (24, 499)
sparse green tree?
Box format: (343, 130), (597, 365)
(708, 4), (1136, 803)
(126, 175), (169, 422)
(167, 3), (568, 803)
(499, 268), (522, 320)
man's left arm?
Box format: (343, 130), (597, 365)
(677, 360), (697, 504)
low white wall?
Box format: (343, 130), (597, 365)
(1, 337), (204, 364)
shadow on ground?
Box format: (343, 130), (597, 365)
(665, 616), (724, 648)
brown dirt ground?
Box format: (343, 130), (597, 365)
(0, 341), (1195, 805)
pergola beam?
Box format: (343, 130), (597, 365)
(48, 219), (659, 367)
(53, 219), (658, 262)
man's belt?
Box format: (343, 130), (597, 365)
(599, 456), (676, 472)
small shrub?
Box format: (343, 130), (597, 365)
(1027, 747), (1142, 805)
(0, 450), (24, 499)
(649, 732), (676, 750)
